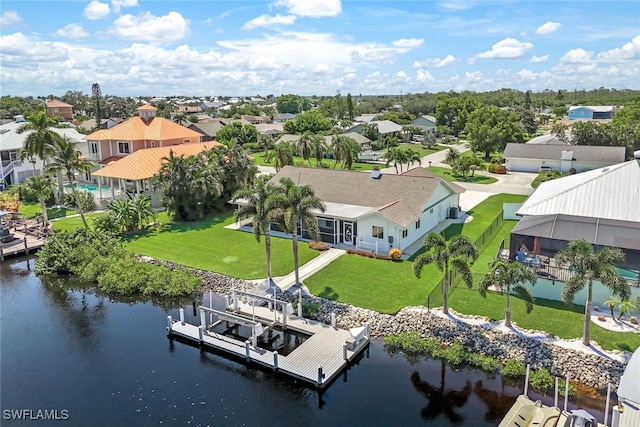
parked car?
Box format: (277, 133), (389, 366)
(412, 134), (425, 142)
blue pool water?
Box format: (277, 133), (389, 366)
(66, 183), (117, 197)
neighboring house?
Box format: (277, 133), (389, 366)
(92, 142), (221, 201)
(84, 105), (203, 168)
(239, 166), (464, 254)
(0, 115), (87, 187)
(273, 113), (296, 123)
(187, 121), (225, 142)
(412, 115), (437, 132)
(254, 123), (283, 136)
(46, 100), (74, 122)
(568, 105), (616, 120)
(503, 143), (625, 173)
(78, 118), (119, 130)
(511, 160), (640, 264)
(200, 101), (224, 110)
(524, 134), (569, 146)
(250, 97), (265, 104)
(240, 115), (270, 124)
(353, 114), (379, 123)
(177, 106), (203, 114)
(347, 120), (403, 136)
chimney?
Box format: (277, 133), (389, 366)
(371, 165), (382, 179)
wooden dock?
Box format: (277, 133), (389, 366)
(167, 296), (369, 389)
(0, 230), (46, 260)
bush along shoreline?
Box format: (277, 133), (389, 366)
(138, 257), (626, 390)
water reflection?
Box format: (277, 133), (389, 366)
(411, 360), (473, 423)
(474, 379), (521, 423)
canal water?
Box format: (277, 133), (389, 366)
(1, 257), (607, 426)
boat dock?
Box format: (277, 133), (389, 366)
(0, 231), (46, 260)
(167, 290), (370, 389)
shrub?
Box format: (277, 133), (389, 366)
(346, 249), (376, 258)
(467, 353), (500, 373)
(293, 300), (321, 319)
(63, 190), (96, 212)
(309, 241), (330, 251)
(488, 164), (507, 174)
(501, 359), (527, 378)
(243, 142), (261, 152)
(530, 368), (554, 392)
(93, 213), (124, 236)
(375, 253), (393, 261)
(389, 248), (403, 260)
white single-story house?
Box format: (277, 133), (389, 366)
(412, 115), (437, 132)
(503, 143), (626, 173)
(524, 134), (569, 146)
(347, 120), (403, 136)
(511, 160), (640, 267)
(241, 166), (464, 254)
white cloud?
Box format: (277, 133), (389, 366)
(0, 33), (69, 64)
(529, 55), (549, 63)
(560, 48), (593, 63)
(243, 14), (297, 30)
(470, 38), (533, 63)
(517, 69), (551, 81)
(108, 11), (190, 42)
(597, 35), (640, 62)
(391, 38), (423, 49)
(84, 1), (111, 20)
(413, 54), (456, 68)
(416, 69), (435, 82)
(535, 21), (561, 35)
(0, 10), (22, 26)
(53, 24), (89, 39)
(111, 0), (138, 13)
(274, 0), (342, 18)
(202, 18), (212, 25)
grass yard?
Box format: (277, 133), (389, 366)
(51, 212), (106, 232)
(19, 202), (77, 220)
(122, 211), (319, 280)
(396, 143), (446, 157)
(531, 170), (570, 189)
(427, 166), (498, 184)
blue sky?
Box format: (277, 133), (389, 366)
(1, 0), (638, 97)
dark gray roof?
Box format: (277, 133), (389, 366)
(503, 143), (626, 163)
(271, 166), (462, 227)
(187, 121), (224, 137)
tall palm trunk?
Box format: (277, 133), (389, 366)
(38, 196), (49, 223)
(505, 288), (512, 327)
(265, 230), (272, 280)
(69, 174), (89, 229)
(443, 267), (450, 315)
(292, 226), (300, 286)
(583, 280), (593, 346)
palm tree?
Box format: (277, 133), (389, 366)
(107, 198), (135, 232)
(232, 177), (280, 283)
(383, 147), (407, 174)
(297, 132), (314, 166)
(17, 110), (58, 167)
(330, 135), (346, 169)
(406, 148), (422, 170)
(310, 134), (327, 167)
(444, 147), (460, 165)
(268, 177), (326, 287)
(273, 142), (294, 171)
(414, 233), (478, 315)
(173, 113), (188, 125)
(44, 137), (95, 229)
(20, 147), (38, 174)
(25, 175), (53, 223)
(92, 83), (102, 129)
(555, 239), (630, 346)
(335, 136), (360, 170)
(478, 259), (537, 327)
(617, 299), (636, 321)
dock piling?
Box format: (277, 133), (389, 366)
(199, 308), (206, 328)
(604, 383), (611, 426)
(273, 351), (278, 371)
(198, 326), (204, 343)
(317, 367), (324, 386)
(331, 312), (336, 328)
(554, 377), (559, 408)
(564, 374), (570, 411)
(179, 308), (185, 325)
(167, 315), (172, 332)
(343, 344), (348, 361)
(245, 341), (250, 362)
(524, 364), (530, 397)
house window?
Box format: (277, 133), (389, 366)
(183, 139), (191, 143)
(402, 229), (408, 238)
(430, 209), (434, 214)
(117, 142), (130, 154)
(372, 226), (384, 239)
(89, 142), (99, 155)
(415, 219), (421, 229)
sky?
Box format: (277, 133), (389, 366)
(1, 0), (639, 97)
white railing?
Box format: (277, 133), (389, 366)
(356, 239), (378, 254)
(1, 160), (21, 179)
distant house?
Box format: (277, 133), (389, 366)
(236, 166), (464, 254)
(273, 113), (296, 123)
(78, 118), (119, 130)
(347, 120), (403, 136)
(1, 115), (86, 186)
(353, 114), (380, 123)
(177, 105), (203, 114)
(275, 132), (372, 149)
(503, 143), (625, 173)
(187, 121), (225, 142)
(84, 105), (203, 169)
(412, 115), (437, 132)
(254, 123), (283, 136)
(568, 106), (616, 120)
(524, 134), (569, 146)
(200, 101), (223, 110)
(240, 115), (270, 124)
(46, 100), (74, 122)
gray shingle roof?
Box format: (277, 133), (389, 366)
(525, 134), (568, 145)
(271, 166), (461, 227)
(503, 143), (625, 163)
(0, 121), (86, 151)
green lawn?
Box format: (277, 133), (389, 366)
(19, 202), (77, 220)
(396, 143), (446, 157)
(122, 211), (319, 279)
(427, 166), (498, 184)
(531, 170), (570, 189)
(51, 212), (106, 232)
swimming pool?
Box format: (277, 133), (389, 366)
(531, 277), (640, 308)
(65, 183), (118, 198)
(617, 267), (640, 281)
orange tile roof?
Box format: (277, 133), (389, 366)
(85, 116), (202, 142)
(92, 142), (221, 181)
(137, 104), (157, 111)
(46, 100), (73, 107)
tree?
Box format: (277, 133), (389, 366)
(17, 110), (58, 165)
(346, 93), (355, 120)
(478, 259), (537, 327)
(232, 177), (280, 282)
(413, 233), (478, 315)
(173, 113), (188, 125)
(297, 132), (314, 166)
(435, 95), (480, 133)
(272, 141), (295, 171)
(268, 177), (326, 287)
(551, 123), (569, 143)
(283, 110), (332, 134)
(465, 106), (524, 157)
(445, 147), (460, 164)
(215, 122), (258, 146)
(25, 175), (53, 223)
(361, 122), (380, 141)
(310, 134), (328, 166)
(44, 137), (95, 229)
(552, 105), (568, 119)
(92, 83), (102, 129)
(276, 94), (302, 114)
(331, 135), (360, 169)
(554, 239), (630, 346)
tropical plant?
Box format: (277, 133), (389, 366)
(62, 190), (96, 213)
(16, 110), (58, 165)
(310, 134), (328, 167)
(25, 175), (53, 223)
(332, 135), (360, 169)
(232, 176), (281, 283)
(617, 299), (637, 321)
(107, 192), (155, 232)
(383, 147), (408, 174)
(554, 239), (630, 346)
(445, 147), (460, 164)
(413, 233), (478, 315)
(297, 132), (314, 166)
(173, 113), (188, 125)
(268, 177), (326, 287)
(44, 137), (95, 229)
(478, 259), (537, 327)
(273, 141), (295, 171)
(92, 83), (102, 129)
(604, 295), (620, 320)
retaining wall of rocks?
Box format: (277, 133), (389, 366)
(142, 257), (627, 390)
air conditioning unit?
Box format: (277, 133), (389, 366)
(449, 207), (459, 219)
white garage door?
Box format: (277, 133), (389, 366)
(506, 158), (541, 173)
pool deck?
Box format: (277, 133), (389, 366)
(168, 298), (370, 389)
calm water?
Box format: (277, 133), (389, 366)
(1, 256), (607, 426)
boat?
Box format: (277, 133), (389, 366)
(611, 348), (640, 427)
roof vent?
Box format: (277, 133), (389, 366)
(371, 165), (381, 179)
